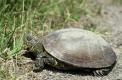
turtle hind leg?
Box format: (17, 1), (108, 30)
(93, 68), (111, 76)
(93, 61), (116, 76)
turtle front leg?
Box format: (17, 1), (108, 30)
(33, 57), (44, 72)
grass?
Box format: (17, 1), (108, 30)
(118, 0), (122, 4)
(0, 0), (85, 79)
(0, 0), (85, 58)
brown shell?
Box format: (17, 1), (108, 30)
(42, 28), (116, 68)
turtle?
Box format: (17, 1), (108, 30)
(23, 28), (116, 76)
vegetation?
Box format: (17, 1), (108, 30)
(0, 0), (85, 58)
(0, 0), (85, 79)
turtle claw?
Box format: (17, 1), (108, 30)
(93, 68), (110, 76)
(33, 68), (43, 72)
(33, 66), (43, 72)
(99, 70), (104, 76)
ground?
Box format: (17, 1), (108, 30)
(1, 0), (122, 80)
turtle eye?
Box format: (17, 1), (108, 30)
(26, 35), (33, 41)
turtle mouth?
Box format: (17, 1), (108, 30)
(24, 45), (31, 51)
(22, 50), (37, 60)
(22, 43), (31, 51)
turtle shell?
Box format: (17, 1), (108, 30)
(42, 28), (116, 68)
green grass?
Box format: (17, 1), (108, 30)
(0, 0), (85, 58)
(118, 0), (122, 4)
(0, 0), (85, 79)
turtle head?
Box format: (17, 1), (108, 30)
(22, 35), (43, 60)
(23, 34), (43, 58)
